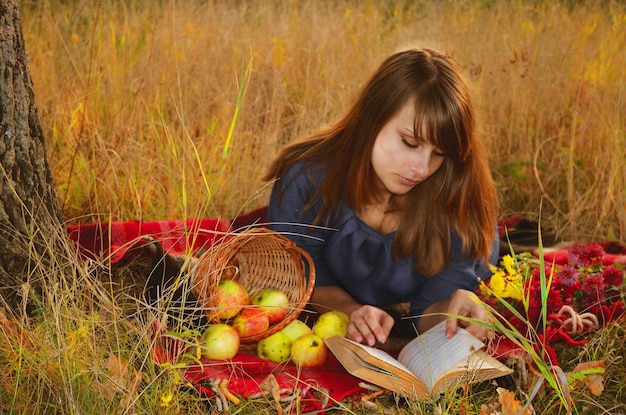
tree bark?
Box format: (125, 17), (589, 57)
(0, 0), (65, 311)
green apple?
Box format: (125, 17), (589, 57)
(251, 288), (290, 324)
(213, 279), (250, 320)
(280, 319), (312, 342)
(232, 306), (270, 337)
(313, 310), (349, 339)
(290, 333), (328, 367)
(200, 324), (240, 360)
(257, 331), (292, 363)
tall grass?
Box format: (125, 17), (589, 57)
(21, 0), (626, 242)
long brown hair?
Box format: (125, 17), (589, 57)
(264, 48), (499, 276)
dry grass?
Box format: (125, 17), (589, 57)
(21, 0), (626, 242)
(5, 0), (625, 413)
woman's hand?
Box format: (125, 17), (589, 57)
(310, 286), (395, 346)
(347, 305), (395, 346)
(419, 289), (491, 340)
(444, 289), (491, 340)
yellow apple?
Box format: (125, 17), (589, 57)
(313, 310), (349, 339)
(200, 324), (240, 360)
(280, 319), (312, 342)
(252, 288), (290, 324)
(232, 306), (270, 337)
(290, 333), (328, 367)
(213, 279), (250, 320)
(257, 331), (292, 363)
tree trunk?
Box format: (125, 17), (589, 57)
(0, 0), (65, 311)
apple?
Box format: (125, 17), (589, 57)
(313, 310), (349, 339)
(213, 279), (250, 320)
(232, 306), (270, 337)
(257, 331), (292, 363)
(251, 288), (290, 324)
(290, 333), (328, 367)
(200, 324), (240, 360)
(280, 319), (312, 342)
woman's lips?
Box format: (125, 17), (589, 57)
(398, 175), (419, 187)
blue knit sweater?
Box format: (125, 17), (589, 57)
(268, 162), (498, 318)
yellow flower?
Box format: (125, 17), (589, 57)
(502, 255), (518, 276)
(487, 264), (524, 301)
(160, 391), (174, 407)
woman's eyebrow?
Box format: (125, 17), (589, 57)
(401, 127), (416, 137)
(406, 128), (429, 142)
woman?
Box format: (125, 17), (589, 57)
(264, 48), (499, 347)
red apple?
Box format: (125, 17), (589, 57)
(232, 306), (270, 337)
(251, 288), (289, 324)
(213, 279), (250, 320)
(290, 333), (328, 368)
(200, 324), (240, 360)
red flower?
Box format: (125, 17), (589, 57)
(601, 265), (625, 287)
(557, 265), (581, 301)
(546, 286), (564, 313)
(525, 267), (564, 319)
(568, 243), (605, 267)
(580, 274), (606, 310)
(558, 265), (580, 287)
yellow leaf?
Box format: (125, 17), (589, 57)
(106, 355), (129, 379)
(497, 387), (533, 415)
(102, 355), (133, 400)
(569, 361), (605, 396)
(586, 374), (604, 396)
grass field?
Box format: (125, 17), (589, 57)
(2, 0), (624, 413)
(22, 0), (626, 242)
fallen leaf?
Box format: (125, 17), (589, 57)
(571, 360), (606, 374)
(260, 374), (283, 415)
(479, 403), (501, 415)
(361, 387), (390, 401)
(569, 361), (606, 396)
(586, 374), (604, 396)
(497, 387), (533, 415)
(103, 355), (131, 400)
(106, 355), (129, 379)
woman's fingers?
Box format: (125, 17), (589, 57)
(347, 306), (394, 346)
(446, 289), (491, 339)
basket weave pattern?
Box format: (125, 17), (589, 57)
(191, 228), (315, 343)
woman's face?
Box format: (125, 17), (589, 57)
(370, 101), (445, 200)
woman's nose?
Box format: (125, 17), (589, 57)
(410, 151), (431, 177)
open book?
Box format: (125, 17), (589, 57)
(325, 321), (512, 400)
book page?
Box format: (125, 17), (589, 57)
(431, 350), (513, 394)
(396, 321), (484, 390)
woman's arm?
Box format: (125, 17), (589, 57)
(311, 286), (395, 346)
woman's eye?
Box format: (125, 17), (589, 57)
(401, 137), (418, 149)
(402, 135), (446, 157)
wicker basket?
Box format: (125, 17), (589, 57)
(190, 227), (315, 343)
